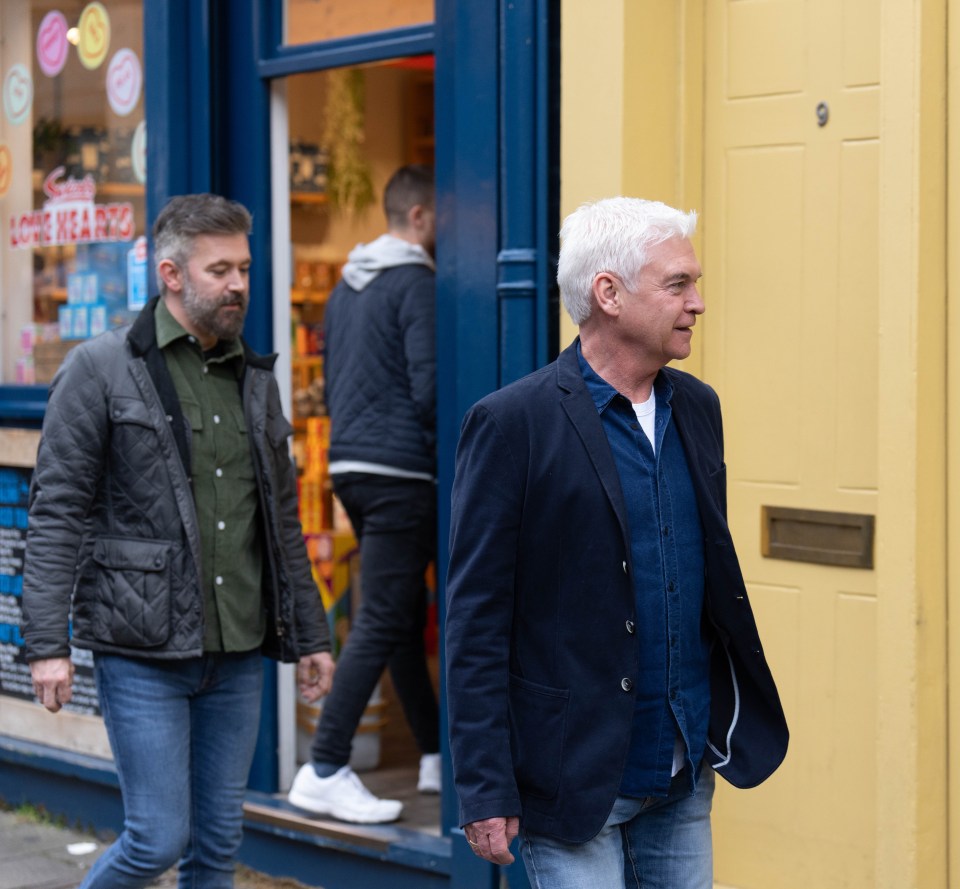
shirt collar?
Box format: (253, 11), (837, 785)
(576, 341), (674, 413)
(577, 342), (619, 414)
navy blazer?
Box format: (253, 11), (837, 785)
(445, 340), (788, 843)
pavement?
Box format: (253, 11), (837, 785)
(0, 808), (314, 889)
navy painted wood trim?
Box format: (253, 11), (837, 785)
(0, 386), (48, 424)
(144, 0), (213, 220)
(210, 0), (274, 360)
(497, 0), (560, 386)
(257, 24), (434, 77)
(208, 0), (277, 793)
(433, 4), (502, 874)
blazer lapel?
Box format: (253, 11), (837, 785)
(667, 370), (722, 520)
(556, 343), (631, 548)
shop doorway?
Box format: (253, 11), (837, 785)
(268, 58), (439, 833)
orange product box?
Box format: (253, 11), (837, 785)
(298, 477), (333, 534)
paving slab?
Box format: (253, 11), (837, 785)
(0, 810), (316, 889)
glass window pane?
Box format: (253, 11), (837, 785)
(284, 0), (433, 46)
(0, 0), (146, 385)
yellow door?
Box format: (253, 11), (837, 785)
(702, 2), (880, 887)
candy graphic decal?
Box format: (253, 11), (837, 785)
(78, 2), (110, 70)
(106, 49), (142, 116)
(4, 64), (33, 126)
(0, 145), (12, 198)
(131, 120), (146, 184)
(37, 11), (70, 77)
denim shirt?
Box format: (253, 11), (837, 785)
(578, 347), (711, 797)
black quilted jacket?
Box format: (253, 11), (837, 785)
(324, 264), (435, 474)
(21, 297), (331, 663)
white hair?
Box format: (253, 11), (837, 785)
(557, 197), (698, 325)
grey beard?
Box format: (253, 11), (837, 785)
(182, 279), (248, 342)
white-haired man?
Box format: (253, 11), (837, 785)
(445, 198), (788, 888)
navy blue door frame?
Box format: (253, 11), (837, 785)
(0, 1), (558, 886)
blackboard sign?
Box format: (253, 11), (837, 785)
(0, 465), (100, 715)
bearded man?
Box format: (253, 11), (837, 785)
(21, 193), (334, 889)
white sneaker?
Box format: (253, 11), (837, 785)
(417, 753), (441, 793)
(288, 764), (403, 823)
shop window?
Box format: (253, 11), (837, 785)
(284, 0), (433, 46)
(0, 1), (146, 386)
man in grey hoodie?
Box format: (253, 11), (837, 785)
(288, 165), (439, 823)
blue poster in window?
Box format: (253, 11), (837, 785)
(0, 466), (100, 714)
(127, 235), (148, 311)
(0, 467), (34, 700)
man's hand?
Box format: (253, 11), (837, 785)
(465, 816), (520, 865)
(296, 651), (335, 702)
(30, 657), (74, 713)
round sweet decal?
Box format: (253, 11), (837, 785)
(37, 11), (69, 77)
(0, 145), (12, 198)
(106, 49), (142, 116)
(3, 64), (33, 126)
(77, 2), (110, 70)
(131, 120), (146, 184)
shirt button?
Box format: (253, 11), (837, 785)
(663, 526), (671, 537)
(621, 678), (633, 692)
(213, 414), (221, 424)
(217, 520), (226, 531)
(667, 581), (676, 592)
(188, 336), (196, 344)
(215, 468), (223, 478)
(669, 687), (679, 700)
(203, 366), (209, 375)
(625, 620), (635, 634)
(215, 576), (224, 586)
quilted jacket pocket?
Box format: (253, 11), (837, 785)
(91, 537), (173, 648)
(509, 674), (569, 800)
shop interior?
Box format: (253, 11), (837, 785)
(6, 0), (146, 387)
(283, 58), (439, 832)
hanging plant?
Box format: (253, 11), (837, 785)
(323, 69), (375, 218)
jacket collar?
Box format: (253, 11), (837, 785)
(129, 295), (276, 371)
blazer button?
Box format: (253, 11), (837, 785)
(625, 620), (635, 634)
(621, 678), (633, 692)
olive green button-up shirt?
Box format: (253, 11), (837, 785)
(156, 299), (265, 652)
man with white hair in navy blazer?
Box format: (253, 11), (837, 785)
(445, 197), (788, 889)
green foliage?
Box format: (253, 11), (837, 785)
(323, 69), (375, 218)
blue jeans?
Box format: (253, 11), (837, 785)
(311, 473), (439, 765)
(519, 768), (715, 889)
(82, 651), (263, 889)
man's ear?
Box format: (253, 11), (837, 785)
(592, 272), (622, 317)
(157, 259), (183, 295)
(407, 203), (426, 229)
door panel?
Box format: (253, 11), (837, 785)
(703, 2), (879, 887)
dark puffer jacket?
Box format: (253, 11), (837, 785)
(21, 297), (330, 663)
(324, 262), (435, 474)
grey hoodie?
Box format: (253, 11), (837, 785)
(341, 233), (435, 291)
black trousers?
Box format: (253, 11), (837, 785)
(311, 472), (440, 766)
